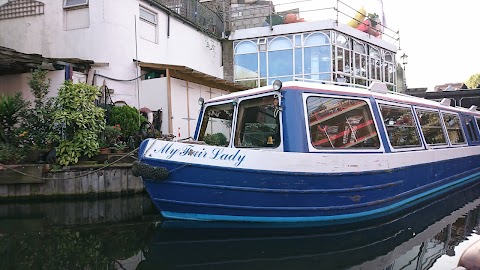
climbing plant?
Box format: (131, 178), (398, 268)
(50, 81), (105, 166)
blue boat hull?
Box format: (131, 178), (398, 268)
(141, 154), (480, 224)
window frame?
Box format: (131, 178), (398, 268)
(139, 6), (157, 25)
(441, 111), (468, 147)
(63, 0), (88, 9)
(233, 92), (283, 151)
(197, 100), (237, 147)
(303, 93), (383, 153)
(414, 106), (449, 149)
(377, 101), (424, 152)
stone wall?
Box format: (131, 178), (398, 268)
(230, 3), (273, 30)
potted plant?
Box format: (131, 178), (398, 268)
(112, 141), (128, 153)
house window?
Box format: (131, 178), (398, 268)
(140, 7), (157, 25)
(307, 96), (379, 149)
(64, 0), (88, 9)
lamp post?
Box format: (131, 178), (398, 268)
(400, 53), (408, 89)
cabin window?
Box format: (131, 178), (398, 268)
(234, 95), (281, 148)
(465, 117), (479, 143)
(379, 104), (421, 148)
(415, 109), (447, 146)
(442, 113), (466, 144)
(307, 96), (379, 149)
(198, 103), (234, 146)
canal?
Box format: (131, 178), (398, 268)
(2, 182), (480, 269)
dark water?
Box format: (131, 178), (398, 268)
(3, 183), (480, 270)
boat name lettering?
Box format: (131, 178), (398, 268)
(154, 143), (246, 167)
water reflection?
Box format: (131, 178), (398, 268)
(2, 183), (480, 269)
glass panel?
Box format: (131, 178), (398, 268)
(442, 113), (465, 144)
(304, 45), (331, 74)
(464, 118), (479, 142)
(379, 104), (421, 148)
(295, 48), (302, 74)
(305, 73), (330, 81)
(235, 96), (281, 148)
(268, 50), (293, 77)
(304, 33), (329, 46)
(234, 54), (258, 79)
(235, 41), (257, 54)
(307, 97), (379, 149)
(294, 35), (302, 47)
(198, 103), (234, 146)
(416, 109), (447, 145)
(269, 37), (292, 51)
(353, 40), (366, 53)
(259, 52), (267, 77)
(140, 8), (156, 24)
(65, 0), (88, 7)
(235, 80), (258, 88)
(336, 34), (349, 48)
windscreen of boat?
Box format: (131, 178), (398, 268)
(307, 96), (379, 149)
(234, 95), (281, 148)
(197, 103), (234, 146)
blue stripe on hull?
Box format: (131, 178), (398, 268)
(142, 154), (480, 223)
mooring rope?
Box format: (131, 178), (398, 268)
(0, 147), (139, 181)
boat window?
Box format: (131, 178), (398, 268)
(198, 103), (234, 146)
(415, 109), (447, 146)
(235, 95), (281, 148)
(442, 113), (466, 144)
(307, 96), (379, 149)
(379, 104), (421, 148)
(465, 117), (479, 143)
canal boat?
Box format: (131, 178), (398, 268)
(135, 79), (480, 224)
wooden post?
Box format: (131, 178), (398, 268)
(166, 68), (173, 134)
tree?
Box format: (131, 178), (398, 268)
(465, 74), (480, 89)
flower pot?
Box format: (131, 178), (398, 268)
(99, 148), (111, 154)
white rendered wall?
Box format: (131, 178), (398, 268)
(139, 77), (168, 132)
(0, 0), (224, 108)
(0, 70), (65, 101)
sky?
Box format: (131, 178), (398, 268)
(272, 0), (480, 90)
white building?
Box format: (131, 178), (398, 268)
(0, 0), (246, 137)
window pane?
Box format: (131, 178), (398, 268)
(416, 109), (447, 145)
(379, 105), (421, 148)
(304, 46), (331, 74)
(198, 104), (234, 146)
(140, 8), (156, 24)
(65, 0), (88, 7)
(269, 37), (292, 51)
(234, 53), (258, 79)
(307, 97), (379, 149)
(235, 41), (257, 54)
(304, 33), (329, 46)
(268, 50), (293, 77)
(235, 96), (281, 148)
(442, 113), (465, 144)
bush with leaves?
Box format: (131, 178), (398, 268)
(50, 81), (105, 166)
(107, 105), (147, 141)
(0, 143), (26, 164)
(466, 74), (480, 89)
(0, 93), (29, 144)
(203, 132), (228, 146)
(20, 67), (55, 150)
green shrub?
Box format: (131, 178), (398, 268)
(107, 105), (147, 140)
(0, 143), (26, 164)
(50, 81), (105, 166)
(0, 93), (29, 144)
(203, 133), (228, 146)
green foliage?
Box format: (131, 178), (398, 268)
(50, 81), (105, 166)
(102, 124), (122, 147)
(21, 67), (55, 150)
(466, 74), (480, 89)
(0, 93), (29, 144)
(107, 105), (147, 140)
(0, 143), (26, 164)
(204, 132), (228, 146)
